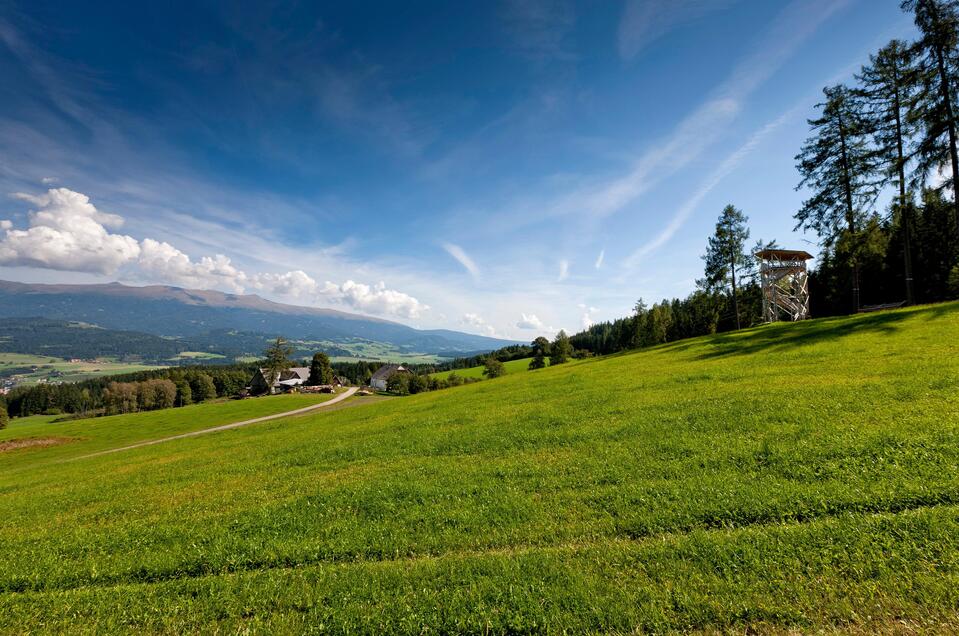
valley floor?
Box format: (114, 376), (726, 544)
(1, 303), (958, 633)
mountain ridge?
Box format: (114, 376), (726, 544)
(0, 280), (518, 357)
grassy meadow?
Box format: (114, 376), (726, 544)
(430, 356), (559, 380)
(0, 393), (336, 467)
(1, 303), (958, 633)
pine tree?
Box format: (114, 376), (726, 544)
(858, 40), (921, 303)
(902, 0), (959, 234)
(263, 336), (293, 386)
(796, 84), (880, 312)
(702, 204), (751, 329)
(308, 352), (334, 385)
(550, 330), (572, 365)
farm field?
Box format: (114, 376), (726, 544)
(0, 353), (162, 386)
(430, 355), (560, 380)
(1, 303), (958, 632)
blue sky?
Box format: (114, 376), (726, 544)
(0, 0), (915, 339)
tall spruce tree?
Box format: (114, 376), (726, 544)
(702, 204), (750, 329)
(263, 337), (293, 386)
(858, 40), (920, 303)
(796, 84), (880, 312)
(902, 0), (959, 234)
(550, 330), (572, 365)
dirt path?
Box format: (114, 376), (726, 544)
(72, 387), (359, 461)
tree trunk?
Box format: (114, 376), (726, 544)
(730, 253), (740, 330)
(934, 42), (959, 233)
(892, 63), (916, 304)
(836, 107), (861, 312)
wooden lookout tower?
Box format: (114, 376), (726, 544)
(756, 249), (813, 323)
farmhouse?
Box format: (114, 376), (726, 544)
(370, 364), (410, 390)
(249, 367), (311, 395)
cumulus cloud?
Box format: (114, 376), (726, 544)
(516, 313), (544, 330)
(0, 188), (141, 274)
(2, 188), (428, 320)
(461, 312), (498, 336)
(579, 305), (599, 329)
(320, 280), (428, 319)
(139, 239), (248, 293)
(252, 269), (318, 298)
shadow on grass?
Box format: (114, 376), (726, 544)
(660, 301), (958, 361)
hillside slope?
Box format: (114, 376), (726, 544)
(1, 303), (958, 633)
(0, 280), (517, 357)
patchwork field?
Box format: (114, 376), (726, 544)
(1, 303), (958, 633)
(0, 353), (162, 386)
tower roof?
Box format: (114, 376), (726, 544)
(755, 249), (813, 260)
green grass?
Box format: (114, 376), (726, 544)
(169, 351), (226, 360)
(0, 393), (336, 466)
(0, 352), (162, 386)
(431, 356), (559, 380)
(1, 303), (959, 633)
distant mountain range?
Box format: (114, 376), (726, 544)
(0, 280), (517, 362)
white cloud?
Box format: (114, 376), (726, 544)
(579, 305), (599, 329)
(461, 312), (497, 336)
(40, 176), (58, 185)
(516, 313), (544, 330)
(0, 188), (141, 274)
(139, 238), (248, 293)
(2, 188), (428, 320)
(252, 269), (318, 298)
(557, 259), (570, 282)
(474, 0), (850, 236)
(442, 242), (480, 279)
(594, 249), (604, 269)
(622, 107), (796, 268)
(320, 280), (428, 319)
(501, 0), (576, 63)
(618, 0), (735, 61)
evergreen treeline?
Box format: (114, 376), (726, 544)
(4, 358), (392, 418)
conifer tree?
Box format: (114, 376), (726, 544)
(858, 39), (920, 303)
(796, 84), (880, 312)
(550, 330), (572, 365)
(702, 204), (750, 329)
(902, 0), (959, 233)
(308, 352), (334, 385)
(263, 337), (293, 386)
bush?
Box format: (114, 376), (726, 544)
(0, 403), (8, 429)
(408, 374), (429, 394)
(386, 373), (410, 395)
(483, 358), (505, 379)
